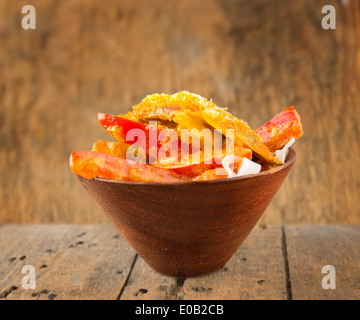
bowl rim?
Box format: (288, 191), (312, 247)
(87, 148), (297, 186)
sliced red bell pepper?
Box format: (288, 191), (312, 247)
(256, 106), (303, 152)
(161, 162), (217, 178)
(98, 113), (161, 157)
(70, 151), (191, 183)
(196, 168), (228, 181)
(98, 113), (191, 162)
(158, 147), (252, 178)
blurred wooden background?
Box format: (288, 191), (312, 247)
(0, 0), (359, 224)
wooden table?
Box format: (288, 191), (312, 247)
(0, 224), (359, 300)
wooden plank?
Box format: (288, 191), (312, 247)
(120, 256), (182, 300)
(1, 225), (359, 300)
(0, 225), (137, 300)
(285, 225), (360, 300)
(178, 226), (287, 300)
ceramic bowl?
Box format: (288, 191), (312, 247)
(77, 149), (296, 277)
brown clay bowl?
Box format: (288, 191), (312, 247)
(77, 149), (296, 278)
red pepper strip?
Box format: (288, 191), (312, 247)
(70, 151), (191, 183)
(98, 113), (161, 157)
(256, 106), (303, 152)
(98, 113), (189, 161)
(158, 147), (252, 178)
(196, 168), (228, 181)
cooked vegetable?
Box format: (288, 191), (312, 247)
(161, 152), (248, 178)
(70, 151), (190, 183)
(70, 92), (303, 182)
(98, 113), (161, 157)
(91, 140), (129, 158)
(196, 168), (228, 181)
(256, 106), (303, 152)
(98, 112), (190, 162)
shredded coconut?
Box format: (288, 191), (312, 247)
(221, 155), (237, 178)
(275, 137), (295, 163)
(236, 158), (262, 177)
(221, 155), (261, 178)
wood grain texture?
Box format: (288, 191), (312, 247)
(0, 225), (359, 299)
(120, 228), (287, 300)
(0, 225), (136, 300)
(120, 256), (182, 300)
(91, 226), (288, 300)
(0, 0), (359, 224)
(180, 226), (287, 300)
(285, 225), (360, 300)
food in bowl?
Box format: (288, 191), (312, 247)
(70, 91), (303, 182)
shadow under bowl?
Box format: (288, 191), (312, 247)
(77, 149), (296, 278)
